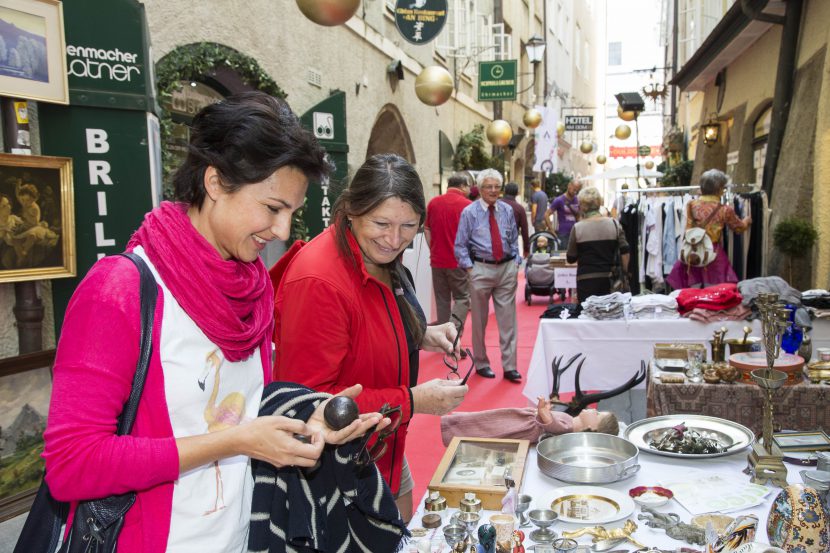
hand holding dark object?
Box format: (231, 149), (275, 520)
(324, 396), (359, 430)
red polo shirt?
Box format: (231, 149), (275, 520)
(425, 187), (471, 268)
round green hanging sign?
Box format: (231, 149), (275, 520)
(394, 0), (448, 45)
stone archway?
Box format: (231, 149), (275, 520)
(366, 104), (416, 163)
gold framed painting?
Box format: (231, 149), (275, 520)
(0, 153), (75, 283)
(0, 349), (54, 522)
(773, 431), (830, 453)
(0, 0), (68, 104)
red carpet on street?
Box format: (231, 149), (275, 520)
(406, 272), (572, 503)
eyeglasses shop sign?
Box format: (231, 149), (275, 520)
(394, 0), (447, 45)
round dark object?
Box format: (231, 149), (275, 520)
(323, 396), (359, 430)
(422, 513), (442, 528)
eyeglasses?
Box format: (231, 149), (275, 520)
(443, 314), (465, 378)
(480, 185), (501, 191)
(353, 403), (403, 468)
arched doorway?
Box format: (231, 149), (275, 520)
(366, 104), (416, 163)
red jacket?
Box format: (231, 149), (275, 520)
(270, 227), (413, 494)
(425, 188), (471, 268)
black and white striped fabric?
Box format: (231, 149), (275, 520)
(248, 382), (409, 553)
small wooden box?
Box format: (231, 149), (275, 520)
(428, 437), (529, 510)
(653, 343), (706, 360)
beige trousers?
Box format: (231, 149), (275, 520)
(469, 261), (519, 373)
(431, 267), (471, 331)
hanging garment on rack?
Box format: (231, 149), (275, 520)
(730, 197), (745, 280)
(744, 192), (765, 278)
(662, 199), (677, 272)
(619, 202), (641, 295)
(644, 198), (664, 284)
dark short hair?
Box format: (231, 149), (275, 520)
(173, 91), (330, 208)
(505, 182), (519, 196)
(447, 173), (469, 189)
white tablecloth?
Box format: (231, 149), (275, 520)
(410, 446), (801, 551)
(522, 318), (830, 403)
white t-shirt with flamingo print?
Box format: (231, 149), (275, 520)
(134, 246), (263, 552)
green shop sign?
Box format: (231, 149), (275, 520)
(39, 0), (158, 330)
(477, 60), (517, 102)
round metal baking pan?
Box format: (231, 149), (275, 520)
(537, 433), (640, 484)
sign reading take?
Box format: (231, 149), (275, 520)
(477, 60), (517, 102)
(564, 115), (593, 131)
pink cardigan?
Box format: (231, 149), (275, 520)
(43, 255), (271, 552)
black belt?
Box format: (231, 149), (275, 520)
(472, 256), (513, 265)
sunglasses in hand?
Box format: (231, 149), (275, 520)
(353, 403), (403, 468)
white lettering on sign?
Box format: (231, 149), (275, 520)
(86, 128), (115, 257)
(97, 191), (108, 216)
(86, 129), (110, 153)
(67, 44), (141, 83)
(89, 160), (113, 185)
(321, 184), (330, 226)
(95, 222), (116, 247)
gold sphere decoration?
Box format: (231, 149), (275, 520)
(295, 0), (361, 26)
(596, 154), (607, 165)
(523, 108), (543, 129)
(614, 124), (632, 140)
(414, 66), (454, 106)
(645, 160), (655, 170)
(617, 105), (637, 122)
(556, 121), (566, 137)
(579, 141), (593, 154)
(486, 120), (513, 146)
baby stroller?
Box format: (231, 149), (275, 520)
(524, 231), (561, 305)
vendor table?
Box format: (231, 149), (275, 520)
(523, 318), (830, 402)
(647, 367), (830, 434)
(409, 446), (801, 551)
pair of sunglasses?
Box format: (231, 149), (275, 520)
(353, 403), (403, 468)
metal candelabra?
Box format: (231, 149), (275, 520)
(746, 292), (790, 487)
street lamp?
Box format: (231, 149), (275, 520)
(525, 35), (546, 64)
(702, 113), (721, 146)
(614, 91), (646, 186)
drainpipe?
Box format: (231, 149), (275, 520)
(670, 0), (678, 127)
(754, 0), (803, 198)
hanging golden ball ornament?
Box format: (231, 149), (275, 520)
(614, 124), (632, 140)
(579, 141), (593, 154)
(617, 105), (637, 122)
(596, 154), (607, 165)
(486, 120), (513, 146)
(414, 66), (454, 106)
(645, 160), (655, 170)
(295, 0), (361, 26)
(556, 121), (566, 137)
(523, 108), (543, 129)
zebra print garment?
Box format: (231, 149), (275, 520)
(247, 382), (409, 553)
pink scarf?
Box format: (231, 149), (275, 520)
(128, 202), (273, 362)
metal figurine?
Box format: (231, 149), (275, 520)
(745, 293), (790, 487)
(637, 506), (706, 545)
(549, 354), (647, 415)
(561, 520), (647, 549)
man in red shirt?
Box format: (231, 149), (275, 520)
(425, 173), (472, 341)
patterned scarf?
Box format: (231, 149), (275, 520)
(128, 201), (273, 362)
(249, 383), (409, 553)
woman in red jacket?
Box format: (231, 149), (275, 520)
(272, 154), (468, 521)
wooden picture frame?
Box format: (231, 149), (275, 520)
(773, 431), (830, 453)
(0, 153), (75, 283)
(0, 0), (68, 104)
(0, 349), (55, 522)
(428, 437), (530, 510)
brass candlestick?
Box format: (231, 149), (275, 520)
(746, 292), (789, 487)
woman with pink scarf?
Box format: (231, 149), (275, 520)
(42, 92), (385, 552)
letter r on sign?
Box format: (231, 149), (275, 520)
(89, 160), (113, 185)
(86, 129), (110, 153)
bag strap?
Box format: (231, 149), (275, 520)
(693, 203), (723, 231)
(115, 252), (158, 436)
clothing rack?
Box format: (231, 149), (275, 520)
(622, 185), (699, 195)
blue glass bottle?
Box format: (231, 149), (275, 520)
(780, 303), (803, 354)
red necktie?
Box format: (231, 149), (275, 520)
(488, 205), (504, 260)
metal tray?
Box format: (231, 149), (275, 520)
(624, 414), (755, 459)
(537, 433), (640, 484)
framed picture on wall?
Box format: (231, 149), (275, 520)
(0, 349), (54, 522)
(0, 153), (75, 284)
(0, 0), (68, 104)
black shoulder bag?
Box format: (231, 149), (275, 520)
(14, 252), (158, 553)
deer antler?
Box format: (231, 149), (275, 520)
(564, 359), (647, 416)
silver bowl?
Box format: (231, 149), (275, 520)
(537, 432), (640, 484)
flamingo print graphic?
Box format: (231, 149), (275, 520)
(200, 349), (246, 515)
